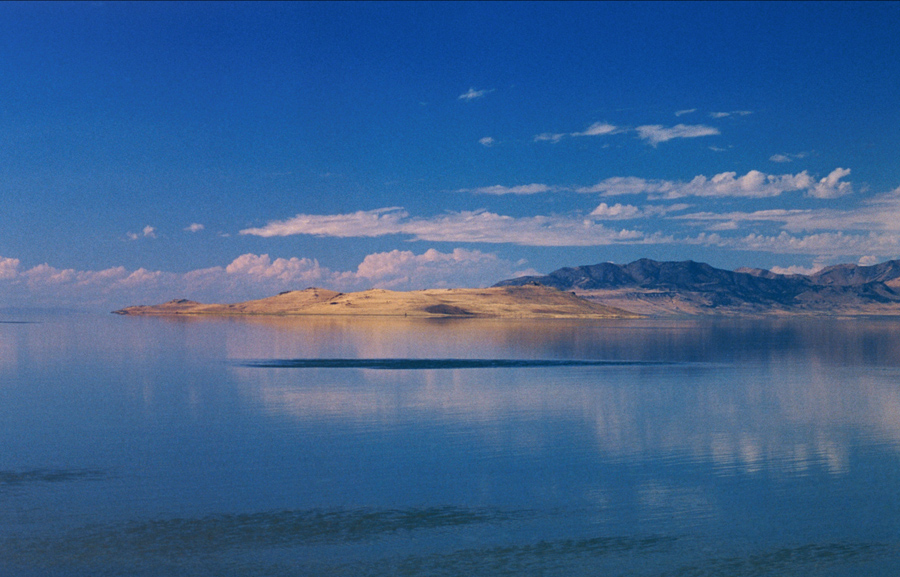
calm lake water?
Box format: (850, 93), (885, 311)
(2, 312), (900, 576)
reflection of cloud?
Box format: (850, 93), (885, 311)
(231, 319), (900, 477)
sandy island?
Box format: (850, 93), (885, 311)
(113, 285), (640, 319)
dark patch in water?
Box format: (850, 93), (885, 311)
(1, 507), (525, 564)
(0, 468), (105, 485)
(237, 358), (671, 370)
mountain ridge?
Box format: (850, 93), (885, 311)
(494, 258), (900, 316)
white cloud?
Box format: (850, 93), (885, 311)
(810, 167), (853, 199)
(458, 87), (493, 101)
(127, 225), (157, 241)
(534, 122), (619, 143)
(709, 110), (752, 118)
(859, 255), (880, 266)
(635, 124), (720, 145)
(479, 136), (495, 147)
(697, 230), (900, 257)
(240, 207), (646, 247)
(346, 248), (521, 290)
(769, 152), (808, 163)
(590, 203), (642, 219)
(225, 253), (327, 284)
(534, 132), (566, 143)
(679, 185), (900, 235)
(0, 249), (533, 309)
(572, 122), (619, 137)
(185, 223), (205, 232)
(239, 207), (409, 238)
(769, 264), (824, 276)
(675, 109), (697, 117)
(0, 256), (20, 280)
(590, 202), (690, 220)
(579, 169), (848, 199)
(465, 183), (553, 195)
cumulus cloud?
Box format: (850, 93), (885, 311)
(185, 223), (205, 232)
(579, 169), (850, 199)
(0, 256), (20, 280)
(346, 248), (524, 290)
(635, 124), (720, 146)
(464, 183), (553, 195)
(458, 87), (493, 101)
(240, 207), (645, 247)
(811, 167), (853, 198)
(0, 249), (534, 310)
(479, 137), (495, 147)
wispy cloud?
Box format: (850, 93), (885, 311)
(533, 132), (567, 143)
(184, 223), (205, 233)
(770, 152), (808, 163)
(478, 136), (495, 147)
(534, 122), (619, 143)
(579, 168), (851, 199)
(240, 207), (645, 247)
(458, 87), (493, 101)
(571, 122), (619, 137)
(463, 183), (554, 195)
(590, 202), (689, 219)
(678, 184), (898, 235)
(674, 109), (697, 117)
(709, 110), (752, 118)
(635, 124), (720, 146)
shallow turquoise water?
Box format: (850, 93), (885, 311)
(2, 313), (900, 575)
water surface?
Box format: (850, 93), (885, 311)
(2, 313), (900, 575)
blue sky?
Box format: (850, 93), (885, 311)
(2, 1), (899, 309)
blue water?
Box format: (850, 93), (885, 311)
(2, 313), (900, 575)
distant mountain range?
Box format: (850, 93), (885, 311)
(494, 259), (900, 316)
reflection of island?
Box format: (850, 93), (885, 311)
(113, 286), (639, 319)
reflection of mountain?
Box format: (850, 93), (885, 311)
(230, 319), (900, 477)
(494, 258), (900, 316)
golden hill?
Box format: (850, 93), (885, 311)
(113, 285), (639, 319)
